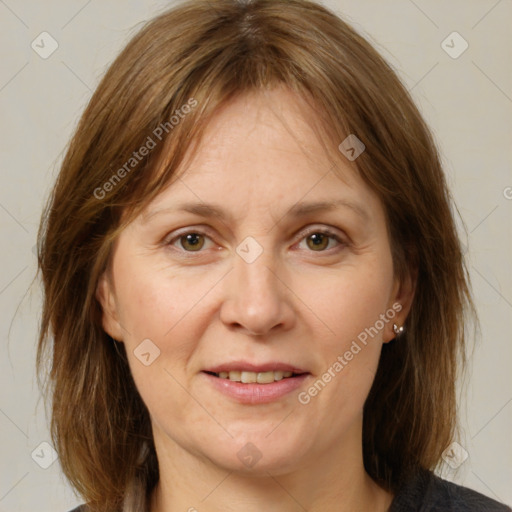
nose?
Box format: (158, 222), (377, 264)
(219, 244), (296, 337)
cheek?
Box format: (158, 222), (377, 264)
(298, 255), (394, 410)
(307, 258), (394, 349)
(112, 260), (219, 384)
(115, 268), (209, 428)
(114, 260), (200, 342)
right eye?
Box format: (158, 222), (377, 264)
(168, 231), (215, 252)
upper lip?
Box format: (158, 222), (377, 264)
(203, 361), (309, 374)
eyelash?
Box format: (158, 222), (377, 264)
(165, 226), (347, 256)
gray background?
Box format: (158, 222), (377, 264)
(1, 0), (511, 510)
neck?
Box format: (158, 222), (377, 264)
(149, 419), (393, 512)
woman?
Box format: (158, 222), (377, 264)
(36, 0), (511, 511)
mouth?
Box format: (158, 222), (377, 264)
(203, 370), (307, 384)
(201, 363), (311, 404)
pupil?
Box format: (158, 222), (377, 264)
(308, 233), (328, 251)
(182, 233), (204, 251)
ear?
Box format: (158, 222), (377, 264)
(383, 267), (417, 343)
(95, 271), (125, 341)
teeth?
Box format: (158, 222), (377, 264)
(273, 371), (284, 381)
(228, 371), (241, 382)
(215, 370), (298, 383)
(241, 371), (257, 383)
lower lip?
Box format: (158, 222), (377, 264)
(201, 372), (310, 404)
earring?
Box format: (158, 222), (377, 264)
(393, 323), (404, 336)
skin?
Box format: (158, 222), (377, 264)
(96, 87), (415, 512)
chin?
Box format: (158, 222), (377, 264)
(199, 430), (313, 476)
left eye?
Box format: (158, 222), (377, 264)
(297, 230), (342, 252)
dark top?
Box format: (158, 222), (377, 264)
(68, 468), (511, 511)
(388, 469), (511, 511)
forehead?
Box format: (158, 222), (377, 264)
(139, 88), (381, 224)
(134, 88), (383, 232)
(181, 88), (338, 180)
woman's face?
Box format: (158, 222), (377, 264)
(97, 87), (410, 475)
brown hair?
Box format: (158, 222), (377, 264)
(36, 0), (474, 510)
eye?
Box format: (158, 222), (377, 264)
(297, 228), (344, 252)
(166, 227), (345, 255)
(169, 231), (213, 252)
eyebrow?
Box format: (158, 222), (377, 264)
(142, 199), (369, 224)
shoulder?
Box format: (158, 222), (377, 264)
(389, 468), (511, 512)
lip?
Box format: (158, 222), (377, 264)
(204, 361), (308, 374)
(200, 371), (310, 405)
